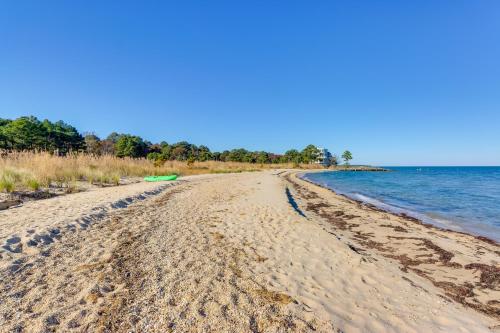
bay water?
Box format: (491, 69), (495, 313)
(303, 167), (500, 241)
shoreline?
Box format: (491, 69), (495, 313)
(0, 171), (498, 332)
(286, 171), (499, 323)
(299, 170), (500, 244)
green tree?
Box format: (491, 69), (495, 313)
(0, 118), (11, 149)
(188, 144), (199, 160)
(147, 152), (162, 161)
(170, 141), (191, 160)
(220, 150), (230, 162)
(0, 129), (5, 149)
(106, 132), (123, 143)
(197, 145), (212, 161)
(212, 151), (221, 161)
(284, 149), (301, 163)
(300, 144), (319, 164)
(0, 116), (84, 153)
(160, 142), (172, 160)
(1, 116), (47, 150)
(228, 148), (251, 162)
(0, 116), (350, 165)
(43, 120), (85, 153)
(342, 150), (352, 165)
(146, 143), (161, 156)
(268, 153), (281, 164)
(114, 135), (147, 158)
(255, 151), (269, 164)
(61, 121), (85, 152)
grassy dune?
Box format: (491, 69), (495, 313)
(0, 151), (323, 192)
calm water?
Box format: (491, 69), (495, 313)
(303, 167), (500, 241)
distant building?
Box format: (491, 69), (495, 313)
(315, 147), (332, 166)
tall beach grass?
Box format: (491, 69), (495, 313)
(0, 151), (323, 192)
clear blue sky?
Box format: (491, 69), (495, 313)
(1, 1), (499, 166)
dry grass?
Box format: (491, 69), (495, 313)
(0, 151), (324, 192)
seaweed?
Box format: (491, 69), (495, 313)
(464, 263), (500, 289)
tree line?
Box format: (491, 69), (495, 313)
(0, 116), (84, 154)
(0, 116), (352, 165)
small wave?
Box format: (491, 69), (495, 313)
(303, 174), (427, 219)
(352, 192), (500, 241)
(304, 176), (479, 232)
(302, 171), (500, 242)
(425, 212), (463, 229)
(346, 193), (430, 222)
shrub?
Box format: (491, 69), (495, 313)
(25, 178), (40, 191)
(0, 177), (15, 192)
(187, 157), (196, 167)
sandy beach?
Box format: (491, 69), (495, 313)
(0, 170), (498, 332)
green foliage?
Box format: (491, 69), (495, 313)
(160, 142), (172, 160)
(0, 118), (11, 148)
(187, 156), (196, 166)
(0, 116), (84, 153)
(147, 152), (162, 161)
(342, 150), (353, 165)
(114, 135), (147, 158)
(0, 115), (352, 166)
(0, 170), (21, 192)
(25, 178), (41, 191)
(170, 141), (191, 161)
(42, 120), (85, 153)
(300, 144), (319, 164)
(106, 132), (123, 143)
(198, 145), (212, 162)
(255, 151), (268, 164)
(0, 177), (15, 192)
(0, 118), (11, 127)
(283, 149), (301, 163)
(227, 148), (251, 162)
(1, 116), (48, 150)
(111, 174), (121, 186)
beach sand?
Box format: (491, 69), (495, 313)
(0, 171), (498, 332)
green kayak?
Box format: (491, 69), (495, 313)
(144, 175), (178, 182)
